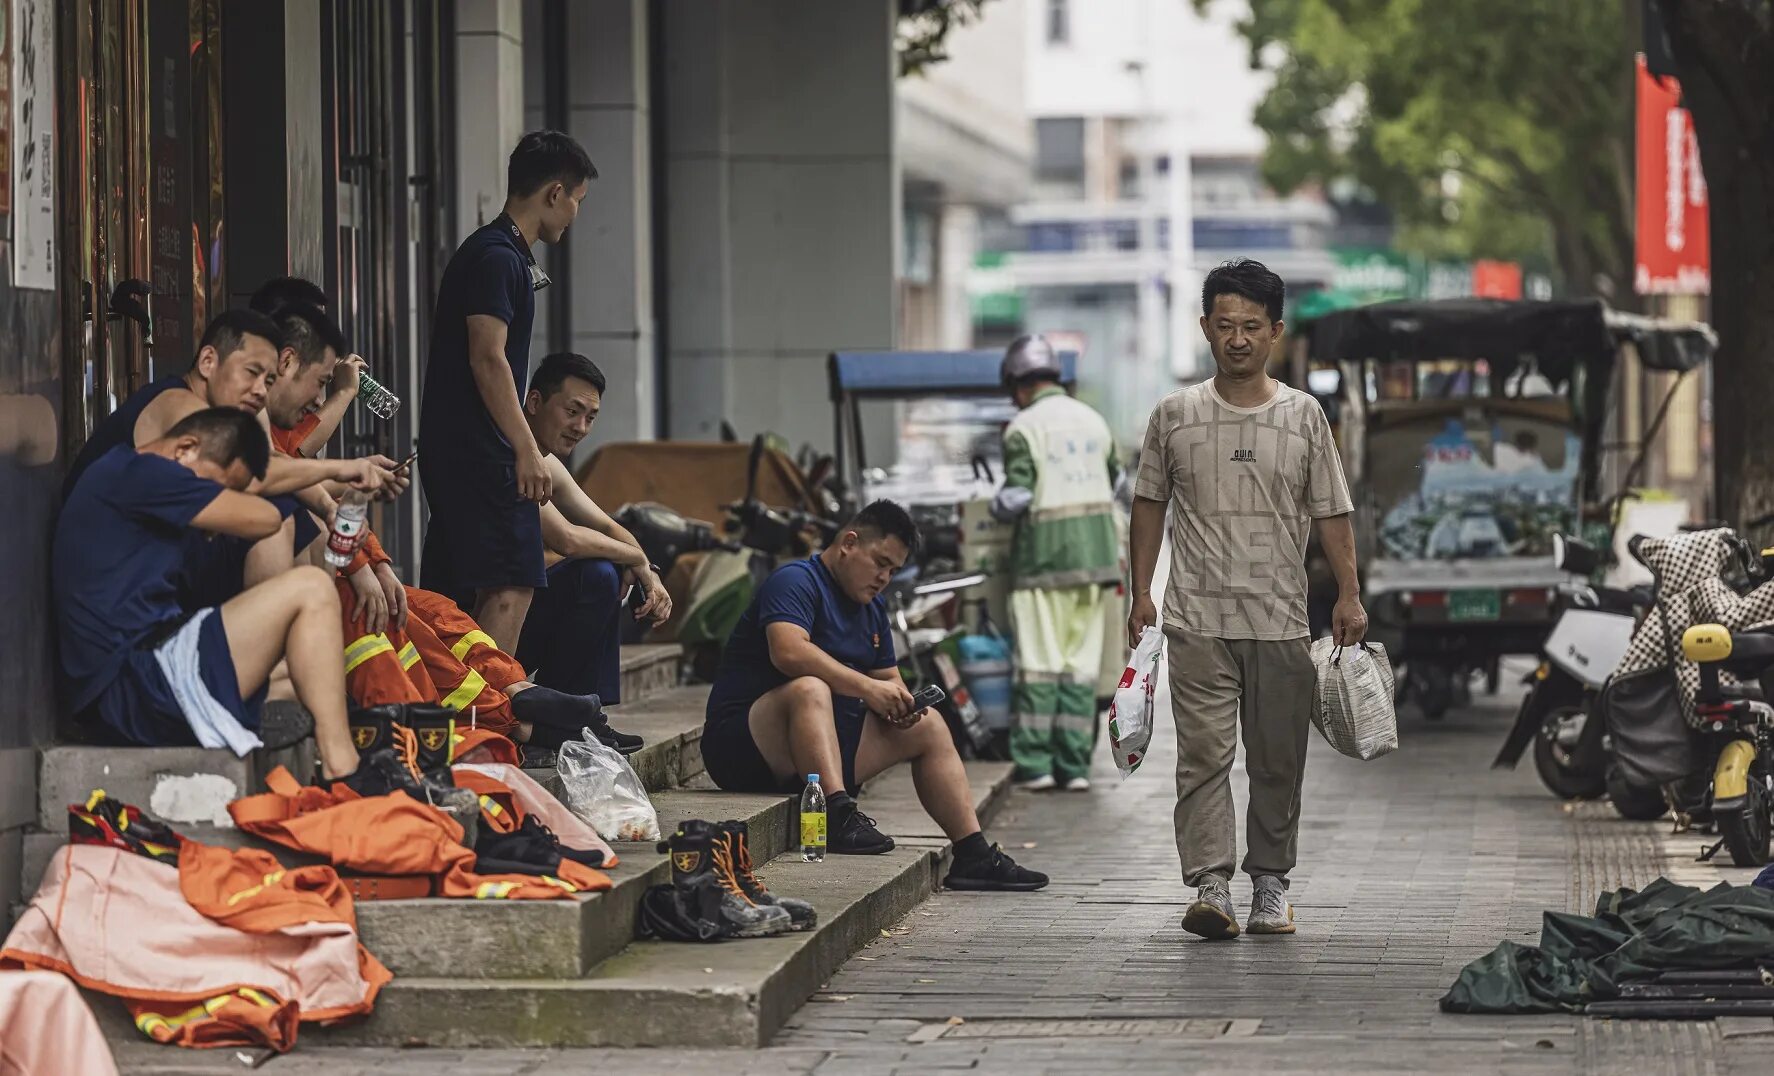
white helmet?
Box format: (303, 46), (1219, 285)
(1000, 334), (1062, 387)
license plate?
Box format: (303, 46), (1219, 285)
(1449, 588), (1501, 622)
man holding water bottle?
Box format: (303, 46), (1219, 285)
(1128, 259), (1364, 941)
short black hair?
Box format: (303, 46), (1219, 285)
(273, 302), (349, 369)
(848, 500), (920, 556)
(529, 352), (607, 400)
(196, 309), (284, 369)
(249, 276), (328, 315)
(1202, 258), (1286, 323)
(163, 406), (272, 480)
(507, 130), (598, 199)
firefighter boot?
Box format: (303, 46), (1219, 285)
(719, 819), (817, 932)
(658, 820), (791, 938)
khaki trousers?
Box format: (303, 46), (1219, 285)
(1166, 627), (1314, 887)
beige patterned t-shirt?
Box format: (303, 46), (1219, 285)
(1135, 380), (1352, 640)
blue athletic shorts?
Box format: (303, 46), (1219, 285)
(82, 608), (267, 748)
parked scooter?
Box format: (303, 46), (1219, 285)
(1678, 624), (1774, 865)
(883, 564), (996, 758)
(1492, 534), (1647, 799)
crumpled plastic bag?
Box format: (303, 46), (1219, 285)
(1309, 638), (1398, 761)
(1108, 627), (1163, 778)
(556, 729), (660, 842)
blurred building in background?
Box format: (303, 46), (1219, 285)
(982, 0), (1339, 443)
(896, 0), (1031, 352)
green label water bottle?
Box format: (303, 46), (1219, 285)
(800, 773), (826, 863)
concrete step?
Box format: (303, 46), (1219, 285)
(319, 760), (1015, 1048)
(618, 643), (682, 703)
(353, 787), (791, 980)
(523, 683), (709, 798)
(32, 743), (318, 833)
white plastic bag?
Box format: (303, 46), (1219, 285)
(1107, 627), (1163, 778)
(556, 729), (661, 842)
(1309, 638), (1398, 761)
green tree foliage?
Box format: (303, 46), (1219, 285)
(898, 0), (994, 76)
(1212, 0), (1639, 298)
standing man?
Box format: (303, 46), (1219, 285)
(419, 130), (597, 652)
(1128, 258), (1364, 941)
(991, 335), (1123, 792)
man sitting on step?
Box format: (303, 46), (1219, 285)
(517, 351), (673, 704)
(53, 408), (362, 781)
(701, 500), (1049, 892)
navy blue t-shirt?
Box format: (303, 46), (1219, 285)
(62, 374), (185, 497)
(707, 556), (897, 718)
(418, 213), (535, 468)
(53, 447), (226, 710)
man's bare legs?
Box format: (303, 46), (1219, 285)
(747, 676), (981, 839)
(855, 710), (981, 840)
(473, 586), (534, 654)
(243, 516), (297, 588)
(748, 677), (850, 794)
(220, 565), (358, 779)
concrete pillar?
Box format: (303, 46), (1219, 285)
(659, 0), (898, 452)
(564, 0), (655, 454)
(455, 0), (526, 241)
(937, 204), (979, 351)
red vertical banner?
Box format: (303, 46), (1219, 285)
(1634, 54), (1710, 295)
(1472, 260), (1523, 299)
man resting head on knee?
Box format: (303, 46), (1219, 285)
(700, 500), (1047, 892)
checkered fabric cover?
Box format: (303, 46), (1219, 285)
(1611, 529), (1774, 729)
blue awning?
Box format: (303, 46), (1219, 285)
(828, 349), (1078, 400)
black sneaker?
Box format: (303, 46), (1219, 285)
(830, 807), (895, 856)
(719, 820), (816, 931)
(335, 747), (481, 847)
(657, 820), (791, 937)
(258, 700), (315, 750)
(592, 719), (644, 756)
(943, 844), (1049, 892)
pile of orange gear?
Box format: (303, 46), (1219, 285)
(230, 767), (611, 899)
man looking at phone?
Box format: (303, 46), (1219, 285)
(700, 500), (1048, 891)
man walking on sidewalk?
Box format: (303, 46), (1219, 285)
(992, 335), (1123, 792)
(1127, 258), (1365, 940)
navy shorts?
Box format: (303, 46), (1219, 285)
(701, 693), (866, 794)
(420, 457), (546, 595)
(83, 608), (267, 747)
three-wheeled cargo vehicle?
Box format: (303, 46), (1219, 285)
(1305, 298), (1714, 719)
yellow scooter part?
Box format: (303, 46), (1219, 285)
(1682, 624), (1733, 663)
(1713, 738), (1757, 808)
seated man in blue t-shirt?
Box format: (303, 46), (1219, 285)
(703, 500), (1047, 892)
(54, 408), (363, 783)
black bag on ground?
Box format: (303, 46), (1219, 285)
(1601, 671), (1701, 788)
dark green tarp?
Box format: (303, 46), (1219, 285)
(1440, 879), (1774, 1014)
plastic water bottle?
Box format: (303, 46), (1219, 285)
(355, 370), (401, 419)
(324, 490), (370, 568)
(800, 774), (827, 863)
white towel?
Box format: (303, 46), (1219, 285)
(152, 609), (265, 757)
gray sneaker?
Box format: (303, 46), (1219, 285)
(1182, 878), (1240, 940)
(1246, 875), (1295, 935)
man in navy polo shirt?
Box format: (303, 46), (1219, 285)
(419, 130), (598, 653)
(703, 500), (1049, 892)
(54, 408), (363, 781)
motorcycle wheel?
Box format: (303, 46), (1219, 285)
(1532, 707), (1605, 800)
(1412, 664), (1453, 722)
(1718, 774), (1773, 867)
(1606, 763), (1669, 821)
